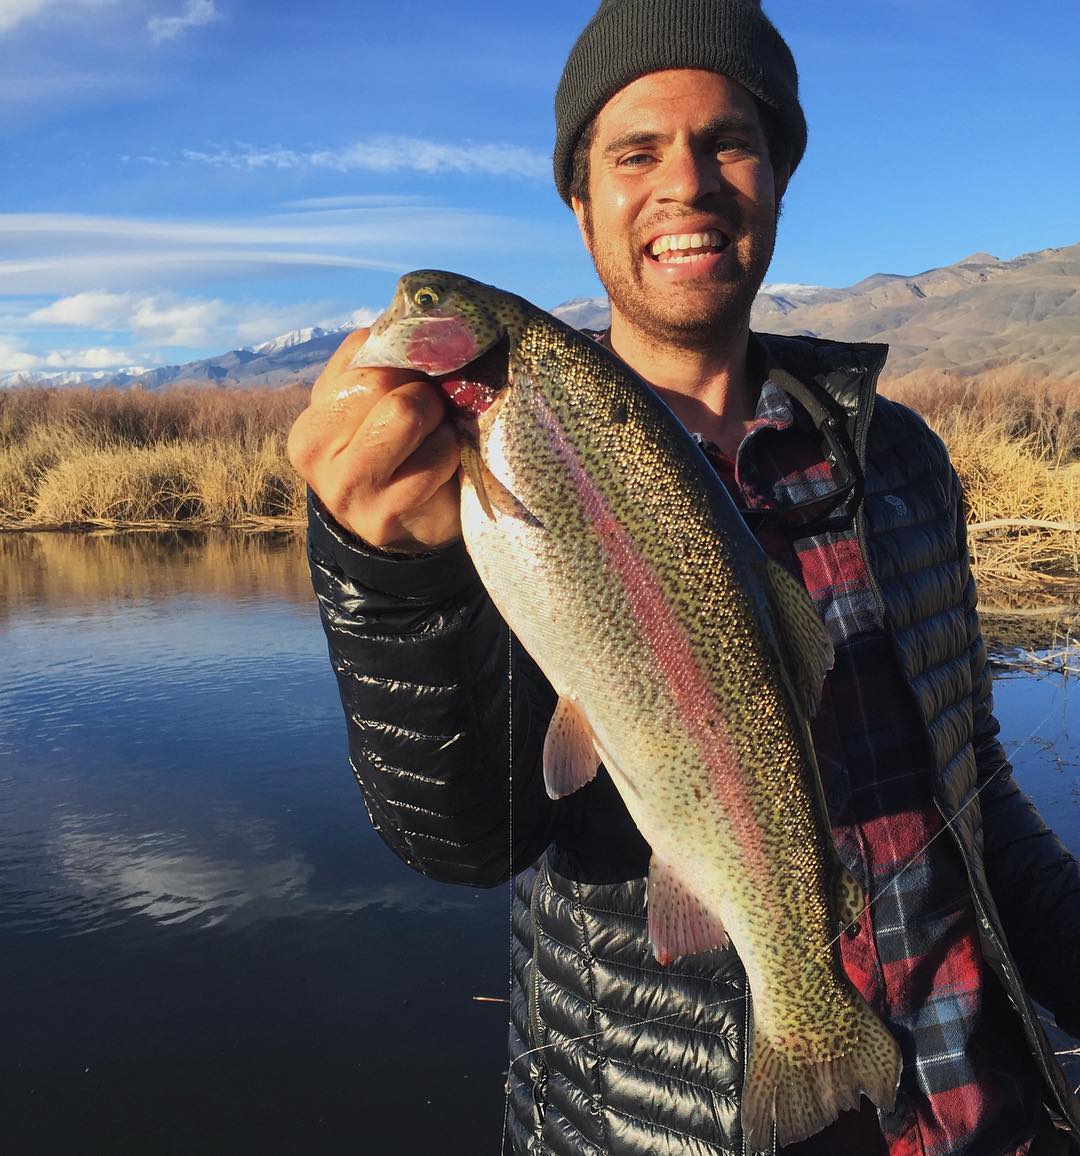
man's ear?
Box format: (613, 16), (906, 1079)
(571, 196), (592, 256)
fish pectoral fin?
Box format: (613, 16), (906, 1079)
(763, 558), (835, 718)
(646, 856), (730, 965)
(542, 697), (601, 799)
(459, 441), (494, 520)
(459, 440), (543, 528)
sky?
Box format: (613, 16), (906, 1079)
(1, 0), (1078, 379)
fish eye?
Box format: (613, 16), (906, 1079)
(413, 287), (439, 308)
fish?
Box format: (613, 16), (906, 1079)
(352, 269), (902, 1149)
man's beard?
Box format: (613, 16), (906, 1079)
(582, 203), (778, 353)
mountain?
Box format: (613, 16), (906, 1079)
(750, 243), (1080, 378)
(14, 242), (1077, 389)
(552, 244), (1080, 379)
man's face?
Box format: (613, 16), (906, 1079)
(572, 69), (787, 350)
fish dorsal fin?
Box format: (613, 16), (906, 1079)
(646, 855), (730, 965)
(763, 558), (834, 719)
(542, 696), (601, 799)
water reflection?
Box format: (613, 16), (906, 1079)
(0, 530), (510, 1154)
(0, 531), (1075, 1153)
(0, 528), (312, 616)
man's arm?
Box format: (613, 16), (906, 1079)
(306, 494), (557, 884)
(956, 478), (1080, 1038)
(291, 329), (557, 885)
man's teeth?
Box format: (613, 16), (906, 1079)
(649, 230), (727, 260)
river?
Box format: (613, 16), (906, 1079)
(0, 531), (1076, 1153)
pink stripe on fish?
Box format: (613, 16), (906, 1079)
(529, 394), (774, 884)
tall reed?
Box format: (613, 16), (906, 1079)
(0, 385), (308, 529)
(1, 376), (1078, 607)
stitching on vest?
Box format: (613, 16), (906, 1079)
(603, 1102), (731, 1153)
(537, 917), (736, 986)
(529, 1090), (603, 1155)
(603, 1052), (737, 1101)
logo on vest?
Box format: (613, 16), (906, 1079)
(884, 494), (908, 517)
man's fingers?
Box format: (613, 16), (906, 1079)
(386, 420), (461, 504)
(334, 379), (448, 489)
(311, 327), (371, 400)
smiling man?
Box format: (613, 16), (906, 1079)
(287, 1), (1080, 1152)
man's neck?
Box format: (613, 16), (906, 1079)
(606, 314), (760, 460)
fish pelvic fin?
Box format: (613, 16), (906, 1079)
(646, 856), (730, 965)
(542, 697), (601, 799)
(741, 1004), (902, 1151)
(763, 558), (835, 719)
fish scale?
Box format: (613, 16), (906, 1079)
(354, 270), (903, 1148)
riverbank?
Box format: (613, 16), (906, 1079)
(1, 376), (1077, 607)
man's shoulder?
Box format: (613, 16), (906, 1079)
(752, 330), (887, 407)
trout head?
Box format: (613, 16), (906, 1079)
(352, 270), (543, 524)
(350, 270), (527, 419)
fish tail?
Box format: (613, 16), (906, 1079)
(741, 1002), (901, 1150)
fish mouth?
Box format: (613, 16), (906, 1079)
(643, 226), (732, 266)
(436, 333), (509, 418)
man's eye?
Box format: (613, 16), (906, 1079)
(618, 152), (654, 168)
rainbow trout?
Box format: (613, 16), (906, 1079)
(353, 270), (902, 1148)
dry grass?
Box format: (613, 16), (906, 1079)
(1, 376), (1078, 607)
(881, 372), (1079, 607)
(0, 385), (308, 529)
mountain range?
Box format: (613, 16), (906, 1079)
(6, 242), (1078, 389)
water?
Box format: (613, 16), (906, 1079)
(0, 532), (1076, 1154)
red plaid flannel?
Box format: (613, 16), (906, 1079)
(702, 378), (1044, 1156)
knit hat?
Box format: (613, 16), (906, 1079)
(553, 0), (806, 204)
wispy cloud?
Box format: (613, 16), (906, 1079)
(147, 0), (220, 42)
(0, 204), (548, 295)
(180, 135), (550, 179)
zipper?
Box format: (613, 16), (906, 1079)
(527, 863), (545, 1049)
(526, 862), (549, 1144)
(934, 799), (1079, 1129)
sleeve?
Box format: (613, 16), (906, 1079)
(305, 491), (558, 887)
(955, 472), (1080, 1038)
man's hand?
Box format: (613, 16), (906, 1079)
(287, 328), (462, 552)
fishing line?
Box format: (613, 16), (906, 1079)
(499, 707), (1059, 1091)
(499, 627), (514, 1156)
(823, 706), (1058, 956)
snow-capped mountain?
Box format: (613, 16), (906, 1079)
(0, 366), (151, 388)
(8, 243), (1078, 389)
(251, 325), (339, 356)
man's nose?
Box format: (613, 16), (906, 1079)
(655, 146), (721, 204)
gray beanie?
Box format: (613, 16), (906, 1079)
(553, 0), (806, 205)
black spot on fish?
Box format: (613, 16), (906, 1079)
(610, 401), (629, 425)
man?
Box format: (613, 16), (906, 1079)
(287, 0), (1080, 1151)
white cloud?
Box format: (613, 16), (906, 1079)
(29, 289), (134, 327)
(0, 336), (39, 371)
(22, 288), (374, 351)
(0, 333), (138, 373)
(0, 0), (115, 36)
(43, 346), (134, 368)
(147, 0), (220, 42)
(181, 134), (550, 180)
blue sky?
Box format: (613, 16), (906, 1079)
(1, 0), (1077, 378)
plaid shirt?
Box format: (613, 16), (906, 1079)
(701, 378), (1044, 1156)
